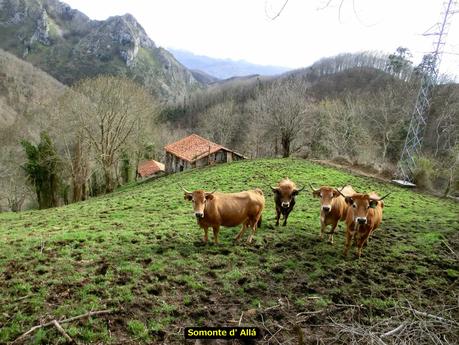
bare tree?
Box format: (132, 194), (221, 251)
(363, 84), (414, 162)
(252, 79), (311, 157)
(74, 76), (157, 193)
(199, 100), (240, 147)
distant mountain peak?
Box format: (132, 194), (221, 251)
(0, 0), (201, 98)
(169, 48), (291, 80)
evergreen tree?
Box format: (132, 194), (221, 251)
(21, 132), (62, 209)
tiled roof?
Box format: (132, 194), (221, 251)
(164, 134), (225, 162)
(137, 160), (165, 177)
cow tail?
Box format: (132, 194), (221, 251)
(257, 215), (262, 228)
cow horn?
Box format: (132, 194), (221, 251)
(205, 190), (217, 195)
(296, 185), (306, 192)
(374, 192), (391, 201)
(335, 187), (347, 198)
(308, 183), (318, 192)
(178, 183), (191, 194)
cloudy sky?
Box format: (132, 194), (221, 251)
(63, 0), (459, 76)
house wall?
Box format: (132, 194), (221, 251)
(165, 152), (190, 173)
(165, 150), (244, 173)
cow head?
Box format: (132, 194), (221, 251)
(309, 184), (341, 213)
(340, 192), (390, 225)
(272, 178), (304, 209)
(181, 185), (216, 219)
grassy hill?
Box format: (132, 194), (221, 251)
(0, 159), (458, 344)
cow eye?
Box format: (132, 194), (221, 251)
(319, 193), (322, 198)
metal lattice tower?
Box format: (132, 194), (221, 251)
(396, 0), (457, 183)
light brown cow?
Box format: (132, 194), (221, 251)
(310, 184), (356, 244)
(271, 177), (304, 226)
(339, 191), (390, 257)
(182, 187), (265, 244)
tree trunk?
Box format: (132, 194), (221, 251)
(443, 169), (453, 197)
(282, 135), (291, 158)
(73, 182), (82, 203)
(103, 165), (114, 193)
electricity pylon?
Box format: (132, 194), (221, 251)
(396, 0), (457, 184)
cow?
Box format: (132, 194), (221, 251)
(182, 186), (265, 244)
(271, 177), (304, 226)
(309, 184), (356, 244)
(338, 191), (390, 257)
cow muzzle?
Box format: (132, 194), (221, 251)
(281, 202), (290, 208)
(195, 212), (204, 219)
(322, 205), (331, 213)
(356, 217), (367, 225)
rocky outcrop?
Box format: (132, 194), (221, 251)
(0, 0), (201, 99)
(32, 9), (50, 45)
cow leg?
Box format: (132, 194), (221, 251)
(356, 231), (371, 258)
(202, 227), (209, 244)
(343, 226), (353, 257)
(275, 207), (281, 226)
(282, 211), (289, 226)
(320, 221), (326, 240)
(247, 220), (258, 243)
(367, 229), (375, 245)
(234, 223), (247, 242)
(212, 226), (220, 244)
(328, 222), (338, 244)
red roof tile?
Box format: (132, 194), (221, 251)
(164, 134), (225, 162)
(137, 160), (165, 177)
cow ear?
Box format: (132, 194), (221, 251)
(292, 189), (299, 196)
(332, 189), (340, 197)
(369, 200), (378, 209)
(184, 193), (192, 201)
(312, 190), (320, 198)
(271, 187), (279, 194)
(345, 197), (353, 205)
(205, 193), (214, 200)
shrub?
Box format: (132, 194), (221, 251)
(413, 156), (436, 190)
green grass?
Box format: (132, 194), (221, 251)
(0, 158), (458, 344)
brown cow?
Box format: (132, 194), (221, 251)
(339, 191), (390, 257)
(182, 187), (265, 244)
(271, 177), (304, 226)
(310, 184), (356, 244)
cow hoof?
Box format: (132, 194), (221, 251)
(247, 236), (253, 243)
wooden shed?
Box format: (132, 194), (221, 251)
(164, 134), (245, 173)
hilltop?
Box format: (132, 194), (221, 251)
(0, 0), (200, 98)
(1, 158), (458, 343)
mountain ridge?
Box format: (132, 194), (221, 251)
(0, 0), (201, 98)
(169, 48), (291, 80)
